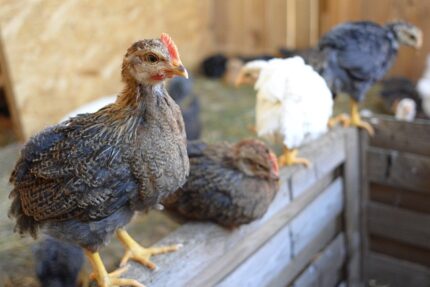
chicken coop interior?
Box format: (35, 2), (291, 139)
(0, 0), (429, 287)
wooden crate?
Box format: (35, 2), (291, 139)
(119, 128), (363, 287)
(362, 115), (430, 287)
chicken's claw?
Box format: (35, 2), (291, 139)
(278, 148), (311, 168)
(117, 229), (182, 270)
(328, 113), (350, 128)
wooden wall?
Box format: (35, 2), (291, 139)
(210, 0), (319, 55)
(320, 0), (430, 81)
(0, 0), (213, 139)
(363, 115), (430, 287)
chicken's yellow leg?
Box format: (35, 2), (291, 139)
(328, 113), (350, 128)
(350, 100), (374, 135)
(278, 147), (311, 167)
(85, 250), (144, 287)
(116, 229), (182, 269)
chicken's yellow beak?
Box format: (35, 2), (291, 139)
(170, 62), (189, 79)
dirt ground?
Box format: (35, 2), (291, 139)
(0, 76), (385, 286)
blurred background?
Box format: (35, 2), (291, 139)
(0, 0), (429, 286)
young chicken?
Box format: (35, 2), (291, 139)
(319, 21), (422, 134)
(33, 237), (84, 287)
(9, 34), (189, 287)
(235, 57), (333, 167)
(380, 77), (421, 121)
(164, 139), (279, 228)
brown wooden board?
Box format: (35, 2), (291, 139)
(370, 235), (430, 268)
(368, 253), (430, 287)
(367, 147), (430, 195)
(369, 183), (430, 214)
(367, 202), (430, 250)
(367, 115), (430, 157)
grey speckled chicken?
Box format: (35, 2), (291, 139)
(9, 34), (189, 287)
(33, 237), (84, 287)
(164, 139), (279, 228)
(320, 21), (422, 134)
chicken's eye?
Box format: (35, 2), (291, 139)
(145, 53), (159, 63)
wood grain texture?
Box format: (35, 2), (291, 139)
(292, 233), (346, 287)
(0, 0), (213, 139)
(367, 147), (430, 194)
(367, 115), (430, 157)
(268, 218), (341, 287)
(290, 178), (343, 255)
(369, 183), (430, 214)
(343, 128), (362, 286)
(370, 235), (430, 268)
(367, 202), (430, 250)
(368, 252), (430, 287)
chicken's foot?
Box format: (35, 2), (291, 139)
(278, 148), (310, 167)
(350, 100), (374, 136)
(328, 113), (350, 128)
(84, 250), (145, 287)
(116, 229), (182, 269)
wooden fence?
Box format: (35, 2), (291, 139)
(120, 128), (363, 287)
(362, 115), (430, 287)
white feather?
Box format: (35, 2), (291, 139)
(417, 54), (430, 117)
(252, 57), (333, 149)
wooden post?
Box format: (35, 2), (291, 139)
(343, 128), (362, 286)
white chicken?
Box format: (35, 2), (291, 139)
(417, 54), (430, 118)
(236, 57), (333, 167)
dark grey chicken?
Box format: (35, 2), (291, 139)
(380, 76), (422, 119)
(167, 76), (202, 140)
(9, 33), (189, 287)
(33, 237), (84, 287)
(319, 21), (422, 134)
(164, 139), (279, 228)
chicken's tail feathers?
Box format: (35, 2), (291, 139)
(8, 192), (39, 238)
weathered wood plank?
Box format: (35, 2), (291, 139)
(367, 147), (430, 194)
(216, 216), (292, 287)
(369, 183), (430, 214)
(368, 253), (430, 287)
(189, 173), (336, 287)
(290, 178), (344, 255)
(367, 202), (430, 250)
(218, 178), (343, 287)
(268, 218), (341, 286)
(359, 129), (370, 282)
(370, 235), (430, 268)
(367, 115), (430, 157)
(343, 128), (362, 286)
(289, 127), (346, 199)
(292, 233), (346, 287)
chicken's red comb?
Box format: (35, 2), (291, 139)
(161, 33), (180, 63)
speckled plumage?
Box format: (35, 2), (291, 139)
(164, 139), (279, 228)
(9, 37), (189, 252)
(318, 21), (422, 102)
